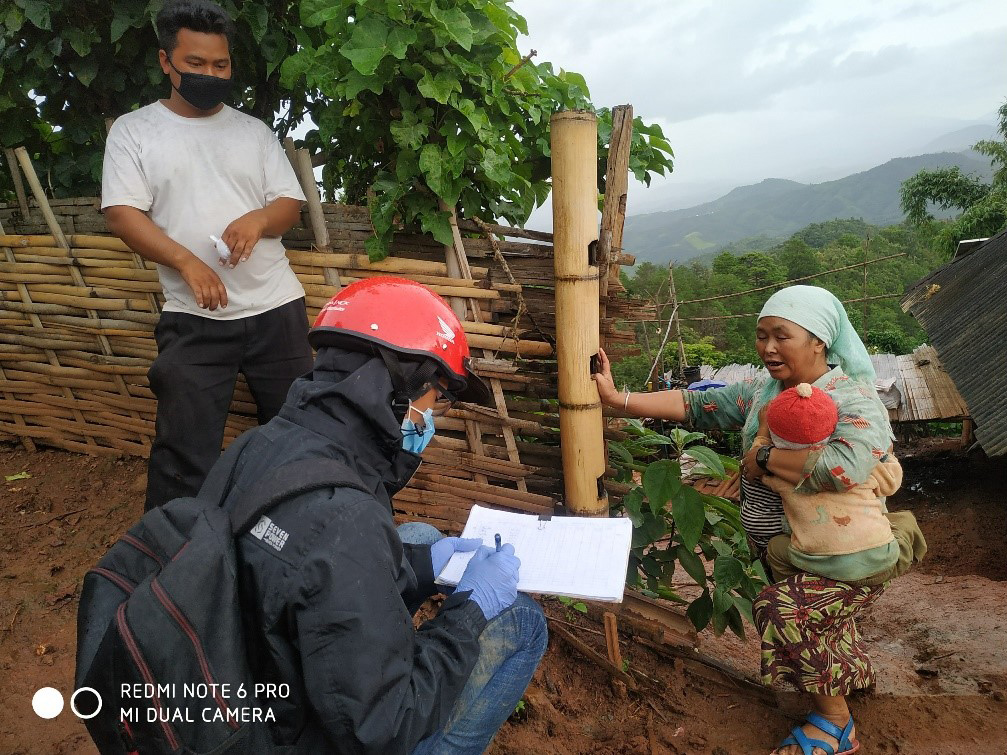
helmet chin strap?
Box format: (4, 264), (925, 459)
(377, 348), (440, 423)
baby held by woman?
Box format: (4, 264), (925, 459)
(755, 383), (916, 586)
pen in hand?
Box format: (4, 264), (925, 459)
(495, 533), (502, 552)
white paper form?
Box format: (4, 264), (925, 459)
(435, 505), (633, 602)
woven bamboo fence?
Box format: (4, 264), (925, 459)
(0, 194), (641, 530)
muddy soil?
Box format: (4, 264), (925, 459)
(1, 439), (1005, 754)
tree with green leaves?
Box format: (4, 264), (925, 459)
(1, 0), (674, 260)
(900, 100), (1007, 255)
(280, 0), (673, 257)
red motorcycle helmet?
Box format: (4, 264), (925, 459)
(309, 276), (489, 404)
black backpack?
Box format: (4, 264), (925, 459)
(75, 436), (368, 754)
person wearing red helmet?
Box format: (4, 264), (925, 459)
(203, 276), (545, 753)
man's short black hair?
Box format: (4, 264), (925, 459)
(156, 0), (236, 56)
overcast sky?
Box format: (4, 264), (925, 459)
(511, 0), (1007, 221)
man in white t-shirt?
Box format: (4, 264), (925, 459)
(101, 0), (313, 511)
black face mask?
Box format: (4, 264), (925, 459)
(167, 58), (232, 111)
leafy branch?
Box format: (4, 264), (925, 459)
(610, 422), (765, 638)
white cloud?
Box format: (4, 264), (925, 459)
(511, 0), (1007, 223)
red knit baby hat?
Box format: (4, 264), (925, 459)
(765, 383), (838, 446)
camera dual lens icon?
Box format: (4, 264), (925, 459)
(32, 687), (102, 720)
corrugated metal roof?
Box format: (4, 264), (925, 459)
(903, 228), (1007, 455)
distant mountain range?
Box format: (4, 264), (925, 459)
(622, 150), (994, 266)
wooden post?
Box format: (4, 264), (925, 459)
(3, 148), (31, 221)
(961, 417), (975, 449)
(282, 137), (298, 175)
(603, 611), (623, 670)
(598, 104), (633, 333)
(551, 110), (607, 516)
(438, 198), (470, 322)
(862, 234), (869, 339)
(668, 264), (686, 379)
(294, 147), (340, 289)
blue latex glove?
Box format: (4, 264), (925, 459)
(430, 537), (482, 577)
(455, 544), (520, 620)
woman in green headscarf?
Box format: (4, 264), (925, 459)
(594, 285), (895, 755)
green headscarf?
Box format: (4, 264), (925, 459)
(742, 285), (876, 447)
(758, 285), (876, 384)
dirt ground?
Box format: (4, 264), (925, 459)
(1, 438), (1005, 754)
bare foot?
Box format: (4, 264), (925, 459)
(772, 716), (856, 755)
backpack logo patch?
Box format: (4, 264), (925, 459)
(249, 515), (289, 552)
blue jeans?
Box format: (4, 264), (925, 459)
(397, 523), (548, 755)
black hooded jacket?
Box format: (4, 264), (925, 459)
(219, 347), (487, 753)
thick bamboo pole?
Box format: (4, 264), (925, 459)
(551, 110), (607, 516)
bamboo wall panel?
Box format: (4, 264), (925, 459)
(0, 198), (637, 531)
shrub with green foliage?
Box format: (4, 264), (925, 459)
(610, 423), (766, 637)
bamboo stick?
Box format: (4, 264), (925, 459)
(3, 148), (31, 220)
(410, 478), (552, 515)
(551, 110), (607, 515)
(463, 333), (552, 357)
(1, 290), (150, 311)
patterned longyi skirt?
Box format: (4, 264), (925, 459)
(753, 573), (886, 695)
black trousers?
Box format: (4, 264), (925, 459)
(144, 298), (313, 511)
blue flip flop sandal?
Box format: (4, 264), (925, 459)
(773, 712), (860, 755)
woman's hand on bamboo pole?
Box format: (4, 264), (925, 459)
(592, 348), (621, 407)
(592, 347), (688, 421)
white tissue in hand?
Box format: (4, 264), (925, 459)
(209, 235), (231, 262)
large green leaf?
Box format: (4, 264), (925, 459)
(389, 112), (428, 151)
(480, 147), (512, 185)
(21, 0), (51, 30)
(417, 69), (461, 105)
(631, 513), (667, 549)
(711, 587), (733, 615)
(685, 446), (726, 477)
(244, 4), (269, 43)
(109, 13), (133, 43)
(338, 16), (392, 76)
(419, 209), (454, 247)
(65, 28), (97, 58)
(386, 26), (417, 59)
(301, 0), (344, 26)
(74, 56), (100, 88)
(279, 49), (314, 87)
(419, 143), (458, 204)
(675, 543), (707, 586)
(671, 484), (705, 550)
(342, 69), (385, 99)
(686, 591), (713, 632)
(712, 555), (746, 591)
(429, 4), (474, 51)
(731, 594), (755, 625)
(642, 459), (681, 510)
(621, 487), (645, 527)
(726, 605), (746, 639)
